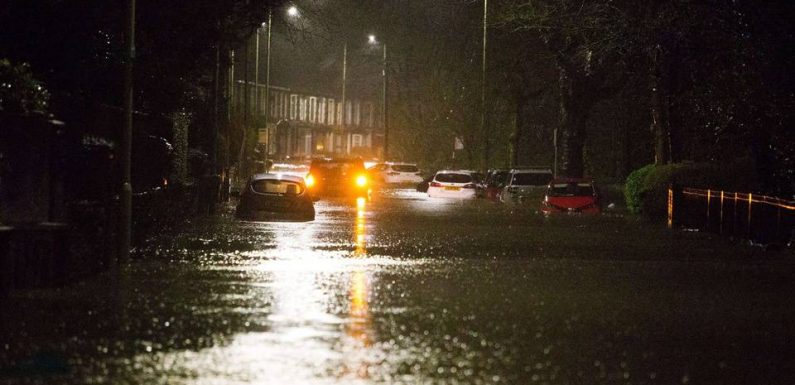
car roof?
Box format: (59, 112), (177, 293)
(251, 173), (306, 183)
(311, 157), (363, 163)
(510, 168), (552, 173)
(386, 162), (418, 166)
(435, 169), (476, 174)
(549, 177), (594, 184)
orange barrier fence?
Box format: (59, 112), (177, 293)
(667, 186), (795, 245)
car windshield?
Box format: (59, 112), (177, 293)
(392, 164), (419, 173)
(488, 171), (509, 186)
(512, 172), (553, 186)
(548, 182), (594, 197)
(435, 173), (472, 183)
(251, 179), (304, 195)
(312, 161), (364, 175)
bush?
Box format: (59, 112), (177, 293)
(0, 59), (50, 115)
(624, 164), (656, 214)
(625, 161), (759, 218)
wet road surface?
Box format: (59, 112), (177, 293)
(2, 189), (794, 384)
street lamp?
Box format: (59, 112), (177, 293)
(255, 5), (299, 161)
(481, 0), (489, 169)
(368, 35), (388, 160)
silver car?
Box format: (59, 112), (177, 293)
(500, 168), (554, 203)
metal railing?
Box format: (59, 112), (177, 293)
(668, 185), (795, 245)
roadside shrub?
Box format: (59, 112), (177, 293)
(0, 59), (50, 115)
(624, 164), (656, 214)
(625, 160), (759, 219)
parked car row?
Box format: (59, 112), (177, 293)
(418, 167), (601, 215)
(233, 158), (601, 222)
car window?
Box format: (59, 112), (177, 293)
(511, 172), (553, 186)
(392, 165), (419, 173)
(311, 161), (365, 175)
(251, 180), (304, 195)
(548, 182), (594, 197)
(435, 173), (472, 183)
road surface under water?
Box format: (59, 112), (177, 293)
(2, 189), (794, 384)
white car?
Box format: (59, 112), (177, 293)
(427, 170), (478, 199)
(370, 162), (423, 184)
(500, 168), (554, 203)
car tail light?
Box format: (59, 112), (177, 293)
(463, 183), (476, 189)
(430, 182), (442, 187)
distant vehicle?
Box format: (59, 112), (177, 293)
(427, 170), (478, 199)
(416, 173), (435, 193)
(235, 173), (315, 222)
(269, 162), (310, 179)
(306, 158), (369, 199)
(540, 178), (601, 215)
(480, 169), (510, 201)
(500, 167), (554, 203)
(369, 162), (423, 185)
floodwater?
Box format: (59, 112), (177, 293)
(1, 189), (794, 384)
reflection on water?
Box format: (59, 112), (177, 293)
(343, 197), (375, 379)
(121, 198), (388, 384)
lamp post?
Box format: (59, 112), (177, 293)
(368, 35), (388, 161)
(481, 0), (489, 169)
(259, 6), (297, 159)
(119, 0), (135, 267)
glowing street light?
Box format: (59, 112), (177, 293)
(287, 6), (299, 17)
(368, 35), (388, 160)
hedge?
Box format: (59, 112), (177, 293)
(624, 161), (759, 218)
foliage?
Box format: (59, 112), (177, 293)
(626, 161), (760, 219)
(624, 164), (656, 214)
(0, 59), (50, 115)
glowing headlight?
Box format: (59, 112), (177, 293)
(356, 175), (367, 187)
(305, 174), (316, 188)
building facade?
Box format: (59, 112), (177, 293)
(234, 81), (383, 160)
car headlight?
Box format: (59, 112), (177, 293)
(305, 174), (315, 188)
(356, 174), (367, 187)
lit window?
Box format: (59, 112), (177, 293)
(309, 97), (317, 123)
(289, 94), (298, 120)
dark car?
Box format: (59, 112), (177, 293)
(415, 174), (431, 193)
(306, 158), (369, 199)
(236, 173), (315, 221)
(480, 169), (510, 201)
(540, 178), (600, 215)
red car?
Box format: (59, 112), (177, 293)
(540, 178), (601, 215)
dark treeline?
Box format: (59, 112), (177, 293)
(2, 0), (792, 194)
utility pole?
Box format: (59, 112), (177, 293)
(341, 42), (348, 151)
(264, 9), (272, 161)
(481, 0), (489, 170)
(119, 0), (135, 267)
(382, 43), (388, 161)
(255, 29), (260, 120)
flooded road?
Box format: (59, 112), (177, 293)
(2, 189), (794, 384)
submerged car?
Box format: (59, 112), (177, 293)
(369, 162), (423, 185)
(480, 169), (510, 201)
(501, 168), (554, 203)
(236, 173), (315, 221)
(306, 158), (369, 199)
(427, 170), (478, 199)
(540, 178), (600, 215)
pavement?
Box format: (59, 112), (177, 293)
(1, 188), (794, 384)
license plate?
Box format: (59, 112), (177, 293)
(444, 186), (460, 191)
